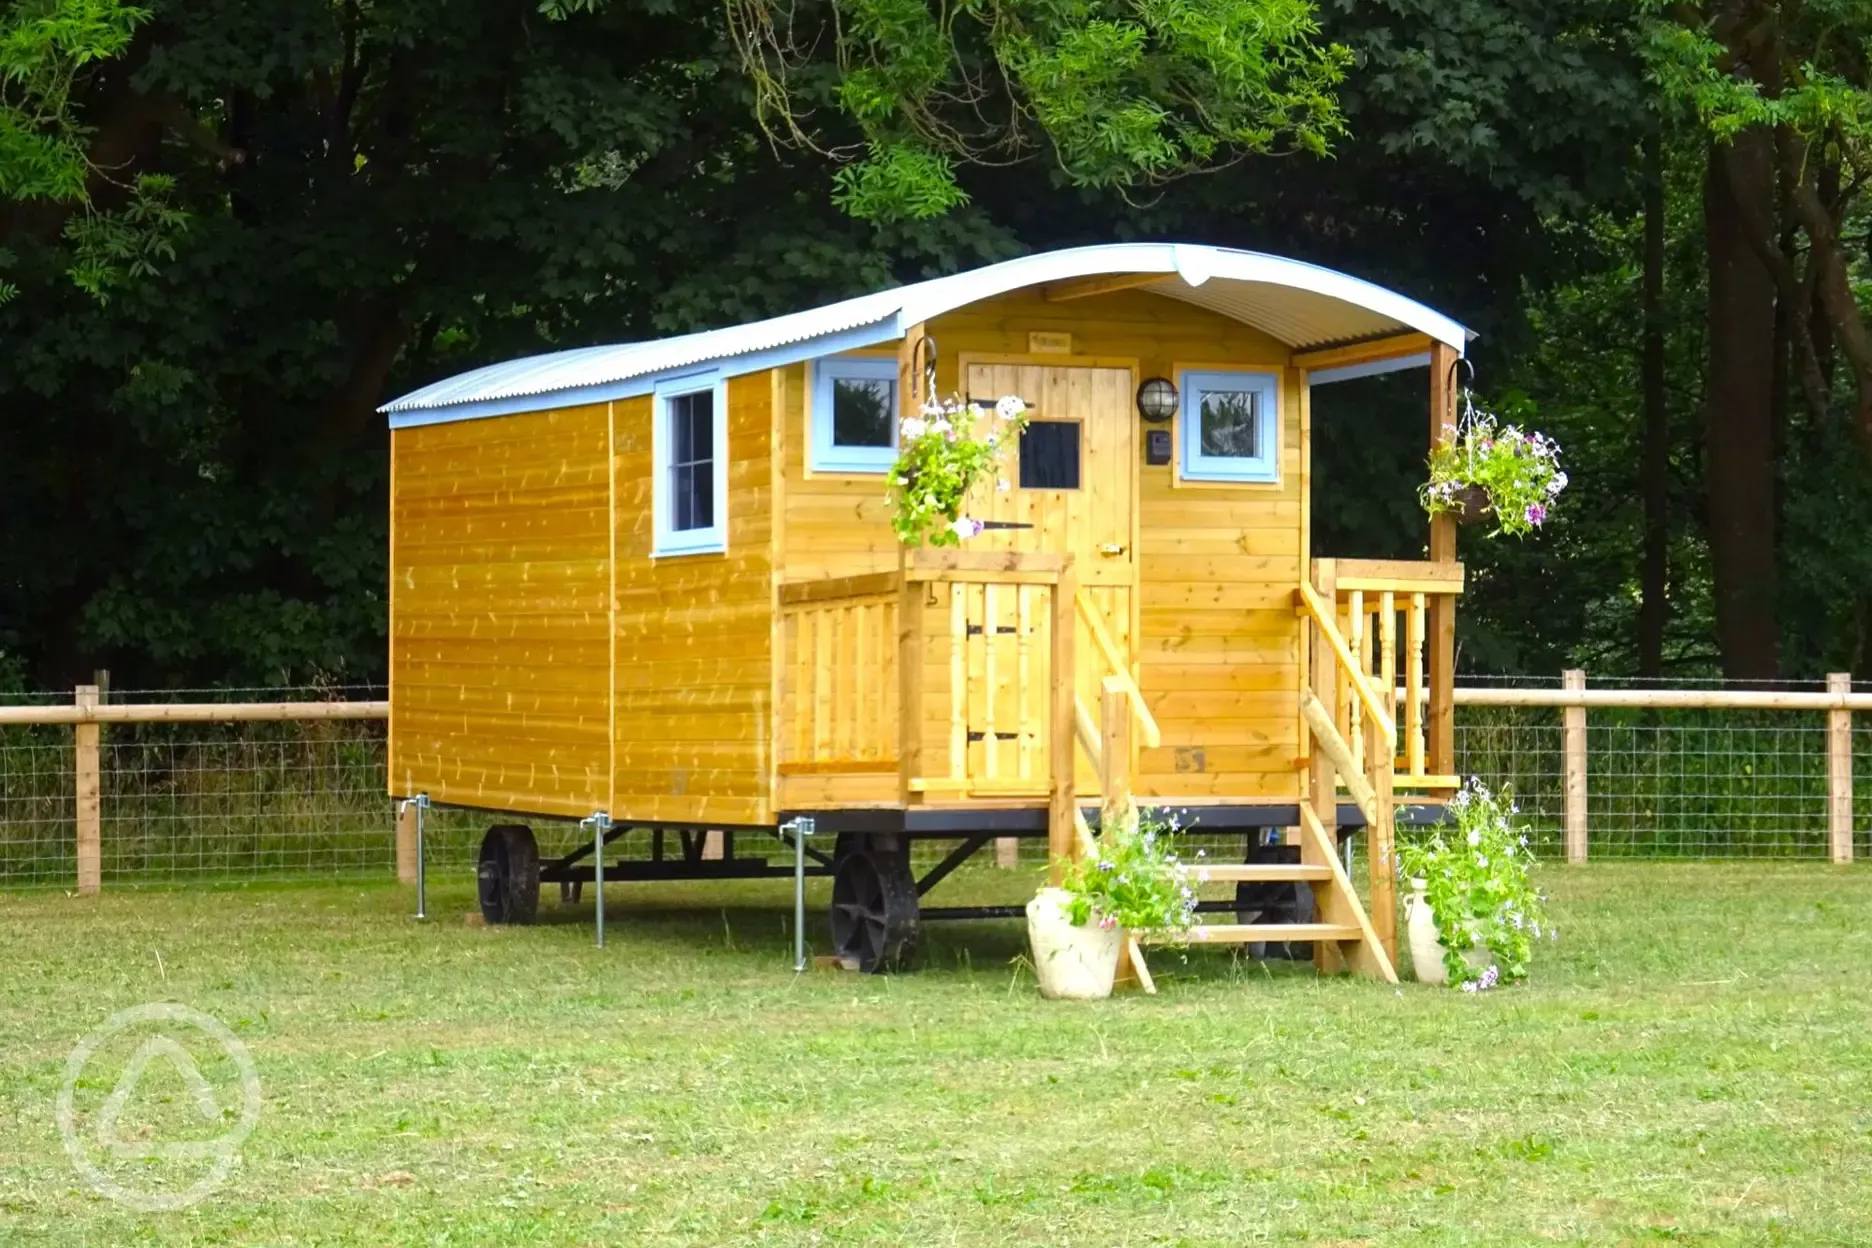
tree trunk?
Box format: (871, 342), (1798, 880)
(1639, 130), (1669, 679)
(1703, 132), (1782, 680)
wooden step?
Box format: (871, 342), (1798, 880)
(1144, 922), (1362, 945)
(1186, 863), (1332, 884)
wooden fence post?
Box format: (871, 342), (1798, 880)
(1563, 669), (1587, 865)
(1829, 672), (1853, 865)
(74, 684), (101, 895)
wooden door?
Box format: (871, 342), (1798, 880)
(963, 363), (1138, 791)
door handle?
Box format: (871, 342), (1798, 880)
(1098, 543), (1127, 558)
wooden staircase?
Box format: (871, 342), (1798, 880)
(1074, 617), (1401, 984)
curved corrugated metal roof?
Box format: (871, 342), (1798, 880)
(382, 242), (1470, 424)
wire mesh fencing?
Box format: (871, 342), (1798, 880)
(0, 688), (395, 888)
(1454, 703), (1851, 859)
(4, 679), (1872, 891)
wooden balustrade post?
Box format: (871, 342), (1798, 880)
(74, 684), (101, 895)
(897, 552), (924, 804)
(1362, 709), (1398, 969)
(1563, 669), (1588, 865)
(1427, 343), (1459, 776)
(1100, 676), (1133, 832)
(1047, 564), (1078, 883)
(1829, 672), (1854, 864)
(1347, 590), (1365, 772)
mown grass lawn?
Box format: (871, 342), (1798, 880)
(2, 862), (1870, 1245)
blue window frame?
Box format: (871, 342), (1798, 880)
(810, 356), (899, 473)
(653, 373), (728, 556)
(1178, 369), (1279, 483)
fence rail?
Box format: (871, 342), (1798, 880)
(2, 676), (1870, 891)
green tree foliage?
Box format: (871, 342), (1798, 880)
(725, 0), (1351, 219)
(10, 0), (1865, 689)
(0, 0), (188, 301)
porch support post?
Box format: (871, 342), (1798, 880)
(1048, 561), (1078, 884)
(1427, 343), (1460, 775)
(1306, 559), (1347, 975)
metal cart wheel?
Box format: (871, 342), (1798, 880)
(1234, 837), (1314, 961)
(828, 836), (919, 973)
(477, 824), (541, 925)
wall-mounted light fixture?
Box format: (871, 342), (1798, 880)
(1136, 376), (1179, 424)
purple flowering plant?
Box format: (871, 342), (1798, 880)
(1057, 807), (1198, 940)
(887, 393), (1029, 547)
(1420, 390), (1567, 538)
(1395, 778), (1551, 990)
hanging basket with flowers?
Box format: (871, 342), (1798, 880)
(1420, 390), (1567, 538)
(887, 394), (1029, 547)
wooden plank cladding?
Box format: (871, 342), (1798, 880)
(778, 582), (900, 774)
(611, 378), (774, 826)
(390, 404), (612, 817)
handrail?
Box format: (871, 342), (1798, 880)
(1332, 558), (1464, 595)
(779, 571), (901, 606)
(1073, 590), (1161, 748)
(902, 549), (1067, 584)
(1073, 694), (1102, 774)
(1298, 691), (1379, 824)
(1296, 582), (1397, 750)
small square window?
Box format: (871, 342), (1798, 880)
(1019, 420), (1081, 490)
(1179, 369), (1278, 483)
(811, 357), (899, 472)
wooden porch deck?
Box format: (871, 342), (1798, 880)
(774, 549), (1464, 981)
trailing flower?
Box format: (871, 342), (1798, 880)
(887, 393), (1029, 547)
(1056, 807), (1198, 939)
(1394, 778), (1551, 990)
(1419, 390), (1566, 538)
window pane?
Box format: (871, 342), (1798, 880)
(832, 378), (895, 447)
(1198, 390), (1259, 458)
(670, 394), (694, 462)
(671, 464), (694, 531)
(691, 463), (713, 528)
(1018, 420), (1081, 490)
(667, 389), (716, 534)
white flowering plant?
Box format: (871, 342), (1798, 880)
(1394, 778), (1551, 991)
(1057, 807), (1198, 939)
(1419, 391), (1567, 538)
(887, 393), (1029, 547)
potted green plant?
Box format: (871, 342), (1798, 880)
(1028, 808), (1198, 999)
(1395, 779), (1552, 991)
(888, 394), (1029, 547)
(1419, 392), (1567, 537)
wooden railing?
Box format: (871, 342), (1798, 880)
(897, 551), (1073, 804)
(777, 573), (903, 774)
(1302, 557), (1460, 972)
(1326, 558), (1464, 791)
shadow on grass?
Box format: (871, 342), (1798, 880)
(522, 893), (1323, 986)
